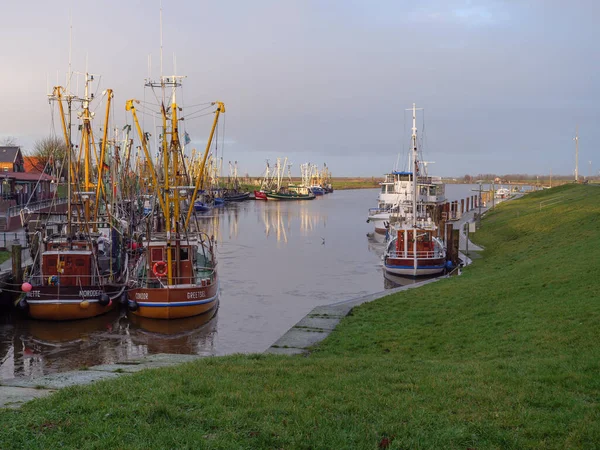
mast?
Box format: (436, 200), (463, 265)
(574, 126), (579, 182)
(411, 103), (418, 274)
(411, 103), (418, 228)
(93, 88), (113, 226)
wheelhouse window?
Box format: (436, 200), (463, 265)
(151, 248), (163, 261)
(180, 247), (189, 261)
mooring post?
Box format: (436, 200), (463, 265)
(11, 238), (22, 285)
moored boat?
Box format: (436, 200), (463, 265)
(254, 190), (268, 200)
(20, 76), (128, 321)
(124, 73), (223, 320)
(382, 103), (447, 277)
(266, 192), (316, 200)
(223, 191), (250, 202)
(383, 221), (446, 276)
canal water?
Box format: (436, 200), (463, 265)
(0, 185), (492, 380)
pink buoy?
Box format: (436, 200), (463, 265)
(21, 282), (32, 293)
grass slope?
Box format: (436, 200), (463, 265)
(1, 185), (599, 449)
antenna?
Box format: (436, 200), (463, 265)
(576, 128), (579, 181)
(160, 1), (163, 79)
(67, 10), (73, 93)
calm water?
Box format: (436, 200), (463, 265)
(0, 185), (484, 380)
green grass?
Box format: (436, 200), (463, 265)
(0, 251), (10, 264)
(1, 185), (599, 449)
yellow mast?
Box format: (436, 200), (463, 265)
(93, 89), (113, 227)
(184, 102), (225, 228)
(81, 74), (94, 224)
(125, 100), (168, 216)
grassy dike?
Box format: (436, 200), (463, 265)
(1, 184), (599, 449)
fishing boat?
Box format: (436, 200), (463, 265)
(383, 104), (446, 277)
(253, 160), (274, 201)
(194, 200), (212, 212)
(266, 190), (315, 201)
(221, 161), (250, 202)
(309, 185), (325, 196)
(495, 187), (510, 198)
(20, 76), (128, 321)
(124, 72), (222, 320)
(254, 190), (268, 201)
(367, 141), (445, 241)
(263, 158), (315, 200)
(223, 191), (250, 202)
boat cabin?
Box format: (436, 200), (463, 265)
(390, 228), (442, 259)
(146, 241), (196, 285)
(42, 250), (94, 287)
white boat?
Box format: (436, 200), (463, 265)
(383, 103), (447, 277)
(495, 187), (510, 199)
(367, 119), (446, 241)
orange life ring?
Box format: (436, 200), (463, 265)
(152, 261), (168, 277)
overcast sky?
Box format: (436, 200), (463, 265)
(0, 0), (598, 177)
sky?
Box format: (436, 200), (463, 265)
(0, 0), (598, 177)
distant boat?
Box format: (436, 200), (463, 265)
(223, 191), (250, 202)
(254, 190), (268, 201)
(495, 187), (510, 199)
(309, 185), (325, 196)
(194, 200), (212, 212)
(266, 190), (315, 201)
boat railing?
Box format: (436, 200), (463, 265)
(386, 250), (444, 259)
(133, 266), (216, 288)
(368, 207), (397, 215)
(25, 274), (103, 288)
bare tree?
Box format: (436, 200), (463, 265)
(0, 136), (17, 146)
(29, 136), (67, 178)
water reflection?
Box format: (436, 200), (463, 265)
(0, 308), (218, 379)
(128, 308), (217, 355)
(1, 190), (399, 380)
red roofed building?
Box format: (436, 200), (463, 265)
(0, 146), (56, 209)
(24, 156), (43, 174)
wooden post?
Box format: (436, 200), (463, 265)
(460, 199), (465, 214)
(445, 223), (453, 262)
(11, 241), (22, 285)
(451, 228), (460, 267)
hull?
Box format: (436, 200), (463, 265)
(254, 190), (268, 200)
(25, 285), (120, 321)
(266, 192), (315, 201)
(367, 212), (391, 239)
(194, 202), (211, 212)
(383, 257), (446, 276)
(224, 192), (250, 202)
(128, 278), (219, 320)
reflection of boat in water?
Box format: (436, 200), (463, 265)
(383, 269), (439, 289)
(128, 306), (218, 354)
(23, 310), (121, 344)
